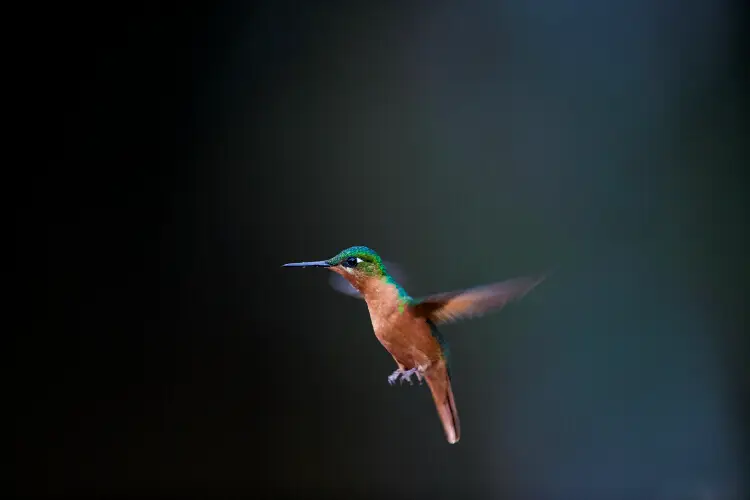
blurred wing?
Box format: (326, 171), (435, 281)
(328, 261), (407, 299)
(328, 273), (363, 298)
(412, 274), (545, 324)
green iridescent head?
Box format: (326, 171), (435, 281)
(282, 245), (387, 277)
(326, 246), (387, 276)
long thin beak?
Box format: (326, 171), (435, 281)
(282, 260), (331, 268)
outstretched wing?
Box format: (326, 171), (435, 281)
(411, 274), (545, 324)
(328, 261), (407, 299)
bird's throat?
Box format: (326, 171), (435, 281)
(360, 276), (412, 317)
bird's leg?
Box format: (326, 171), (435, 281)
(414, 366), (424, 384)
(409, 363), (429, 385)
(387, 366), (426, 386)
(411, 362), (432, 385)
(388, 362), (407, 385)
(399, 368), (413, 385)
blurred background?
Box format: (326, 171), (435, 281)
(18, 1), (747, 499)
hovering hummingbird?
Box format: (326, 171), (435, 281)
(283, 246), (544, 444)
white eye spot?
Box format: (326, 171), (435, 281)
(356, 257), (364, 264)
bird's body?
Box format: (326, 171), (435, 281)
(359, 276), (437, 369)
(283, 246), (544, 444)
(356, 276), (461, 442)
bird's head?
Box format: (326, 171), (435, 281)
(282, 245), (388, 292)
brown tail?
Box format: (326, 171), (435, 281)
(424, 360), (461, 444)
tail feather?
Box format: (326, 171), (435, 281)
(424, 361), (460, 444)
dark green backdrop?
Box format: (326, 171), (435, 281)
(21, 2), (747, 499)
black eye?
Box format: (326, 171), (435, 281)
(343, 256), (358, 268)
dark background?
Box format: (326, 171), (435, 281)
(18, 1), (748, 499)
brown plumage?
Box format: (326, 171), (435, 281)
(413, 276), (546, 324)
(283, 246), (545, 444)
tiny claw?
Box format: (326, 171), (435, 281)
(387, 366), (424, 386)
(402, 367), (419, 385)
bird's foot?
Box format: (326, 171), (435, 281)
(387, 366), (425, 386)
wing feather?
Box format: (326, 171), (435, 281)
(412, 274), (545, 324)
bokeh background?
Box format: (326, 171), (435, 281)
(20, 1), (747, 499)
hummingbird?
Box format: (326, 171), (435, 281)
(283, 246), (544, 444)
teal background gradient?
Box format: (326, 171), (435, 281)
(21, 1), (747, 499)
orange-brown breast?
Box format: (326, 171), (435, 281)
(359, 277), (443, 369)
